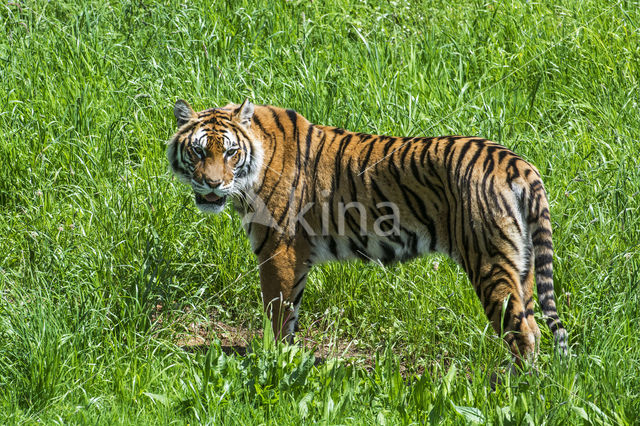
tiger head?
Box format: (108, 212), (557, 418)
(167, 99), (262, 214)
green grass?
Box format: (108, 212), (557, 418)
(1, 0), (639, 423)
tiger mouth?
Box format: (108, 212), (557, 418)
(195, 192), (227, 206)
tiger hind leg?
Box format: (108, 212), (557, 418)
(475, 258), (540, 366)
(522, 259), (542, 359)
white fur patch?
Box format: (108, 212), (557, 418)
(194, 128), (207, 149)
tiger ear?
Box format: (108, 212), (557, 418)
(233, 99), (254, 127)
(174, 99), (195, 127)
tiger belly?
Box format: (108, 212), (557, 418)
(307, 228), (434, 266)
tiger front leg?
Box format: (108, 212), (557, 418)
(257, 244), (310, 343)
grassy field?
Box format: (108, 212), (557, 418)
(1, 0), (639, 423)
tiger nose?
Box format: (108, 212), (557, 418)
(204, 177), (222, 189)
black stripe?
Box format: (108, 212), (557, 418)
(360, 138), (378, 172)
(256, 109), (289, 202)
(399, 142), (413, 170)
(398, 184), (437, 251)
(293, 274), (307, 289)
(479, 263), (510, 285)
(268, 106), (286, 133)
(349, 239), (368, 261)
(328, 237), (338, 257)
(537, 282), (554, 292)
(332, 133), (354, 196)
(536, 269), (553, 279)
(253, 228), (272, 255)
(442, 139), (459, 255)
(460, 141), (485, 188)
(370, 179), (389, 205)
(497, 192), (524, 235)
(505, 156), (521, 184)
(453, 140), (474, 185)
(487, 292), (506, 324)
(483, 277), (512, 311)
(274, 111), (303, 227)
(381, 137), (396, 157)
(253, 113), (267, 135)
(293, 288), (305, 306)
(303, 124), (314, 161)
(379, 241), (396, 264)
(502, 295), (517, 331)
(310, 131), (329, 189)
(532, 227), (552, 239)
(535, 253), (553, 266)
(532, 240), (553, 250)
(409, 148), (428, 187)
(286, 109), (298, 134)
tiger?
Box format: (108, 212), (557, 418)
(167, 98), (568, 365)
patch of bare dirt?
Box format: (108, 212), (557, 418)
(158, 304), (372, 365)
(152, 305), (432, 376)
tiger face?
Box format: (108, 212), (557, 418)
(166, 99), (261, 214)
